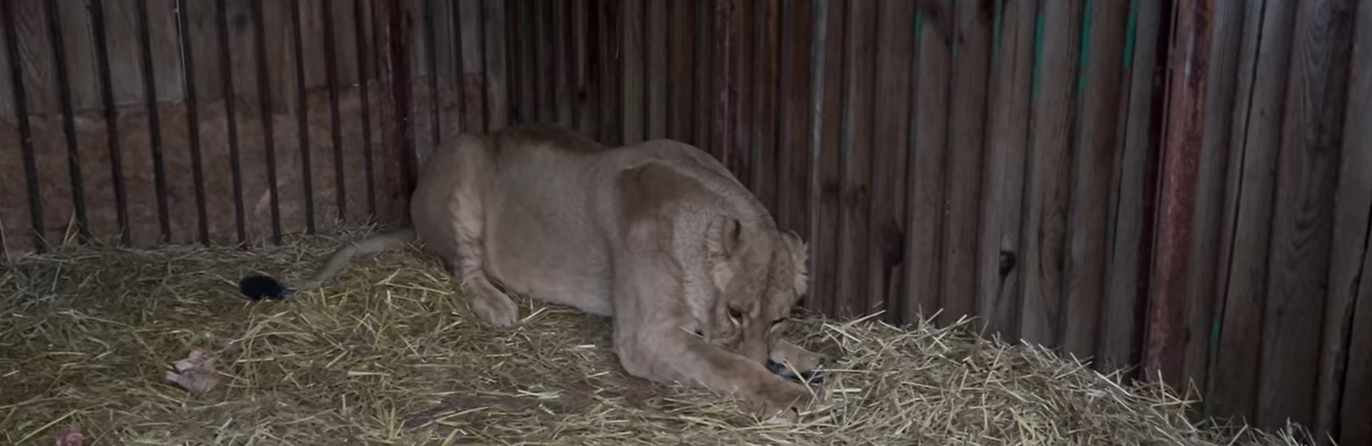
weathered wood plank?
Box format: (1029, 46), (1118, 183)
(835, 0), (876, 319)
(537, 0), (555, 123)
(1179, 0), (1246, 396)
(974, 0), (1036, 338)
(621, 0), (643, 144)
(1061, 0), (1130, 361)
(553, 0), (573, 127)
(730, 0), (754, 187)
(1019, 0), (1084, 347)
(667, 0), (693, 144)
(573, 0), (596, 137)
(1255, 0), (1356, 429)
(597, 0), (621, 145)
(778, 0), (813, 242)
(1144, 0), (1219, 389)
(458, 0), (486, 133)
(903, 0), (950, 324)
(869, 0), (915, 322)
(1211, 0), (1297, 422)
(644, 0), (666, 140)
(1320, 1), (1372, 441)
(483, 0), (508, 130)
(938, 0), (993, 328)
(511, 0), (534, 124)
(809, 0), (844, 314)
(751, 0), (780, 212)
(693, 0), (714, 151)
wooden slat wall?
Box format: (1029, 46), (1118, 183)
(4, 1), (1372, 444)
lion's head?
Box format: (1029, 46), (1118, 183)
(697, 216), (809, 365)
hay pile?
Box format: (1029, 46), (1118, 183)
(1, 230), (1314, 445)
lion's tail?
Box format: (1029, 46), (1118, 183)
(294, 227), (418, 291)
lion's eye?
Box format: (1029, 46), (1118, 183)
(727, 306), (744, 323)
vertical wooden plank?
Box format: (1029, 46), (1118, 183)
(1145, 0), (1220, 390)
(778, 0), (813, 241)
(901, 0), (948, 323)
(750, 0), (780, 211)
(56, 0), (100, 112)
(289, 0), (316, 234)
(667, 0), (693, 144)
(172, 0), (207, 243)
(708, 0), (742, 186)
(836, 0), (876, 318)
(975, 0), (1038, 338)
(806, 0), (838, 313)
(938, 0), (994, 327)
(374, 0), (415, 225)
(537, 0), (555, 123)
(622, 0), (643, 144)
(458, 0), (487, 133)
(598, 0), (621, 145)
(729, 0), (754, 185)
(1254, 0), (1356, 429)
(1060, 0), (1130, 360)
(1178, 0), (1246, 394)
(1019, 0), (1084, 347)
(1211, 0), (1298, 422)
(511, 0), (533, 124)
(646, 0), (667, 140)
(484, 0), (508, 130)
(1322, 1), (1372, 441)
(61, 0), (119, 245)
(46, 0), (91, 243)
(553, 0), (572, 127)
(1100, 0), (1166, 371)
(0, 0), (45, 252)
(573, 0), (596, 138)
(693, 0), (714, 151)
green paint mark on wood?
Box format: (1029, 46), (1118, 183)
(1077, 0), (1093, 95)
(1123, 0), (1138, 71)
(1031, 8), (1045, 99)
(992, 0), (1004, 59)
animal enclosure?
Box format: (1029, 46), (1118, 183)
(0, 0), (1369, 444)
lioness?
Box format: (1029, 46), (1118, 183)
(295, 124), (825, 419)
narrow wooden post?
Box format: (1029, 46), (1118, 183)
(711, 0), (743, 172)
(374, 0), (415, 226)
(1144, 0), (1216, 388)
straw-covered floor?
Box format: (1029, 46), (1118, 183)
(1, 229), (1316, 445)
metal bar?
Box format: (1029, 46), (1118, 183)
(1, 0), (45, 252)
(134, 0), (172, 243)
(1144, 0), (1216, 388)
(88, 0), (130, 246)
(289, 0), (315, 233)
(214, 0), (246, 245)
(174, 0), (209, 244)
(250, 0), (282, 245)
(323, 0), (347, 221)
(46, 0), (89, 243)
(355, 0), (377, 217)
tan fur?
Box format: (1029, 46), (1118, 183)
(298, 123), (826, 419)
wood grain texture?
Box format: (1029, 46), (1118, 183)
(730, 0), (754, 185)
(751, 0), (780, 213)
(904, 0), (955, 324)
(458, 0), (486, 133)
(937, 0), (993, 328)
(1099, 0), (1164, 373)
(1341, 246), (1372, 446)
(1212, 0), (1298, 422)
(1255, 0), (1355, 429)
(1144, 0), (1216, 389)
(835, 0), (876, 319)
(1018, 0), (1083, 347)
(621, 0), (643, 144)
(778, 0), (813, 241)
(810, 0), (845, 315)
(574, 0), (597, 138)
(484, 0), (507, 130)
(646, 0), (667, 140)
(869, 0), (915, 322)
(667, 0), (693, 144)
(693, 0), (713, 151)
(1061, 0), (1129, 361)
(1321, 1), (1372, 442)
(553, 0), (573, 127)
(1180, 0), (1246, 398)
(974, 0), (1037, 339)
(597, 0), (621, 145)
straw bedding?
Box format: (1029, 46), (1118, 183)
(1, 229), (1315, 445)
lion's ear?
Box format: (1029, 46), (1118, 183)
(705, 215), (743, 258)
(782, 231), (809, 297)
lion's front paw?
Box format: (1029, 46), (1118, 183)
(748, 379), (811, 421)
(471, 287), (520, 328)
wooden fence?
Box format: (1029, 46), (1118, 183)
(0, 1), (1369, 445)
